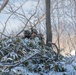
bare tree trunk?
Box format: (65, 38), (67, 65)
(45, 0), (52, 47)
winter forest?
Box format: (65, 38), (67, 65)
(0, 0), (76, 75)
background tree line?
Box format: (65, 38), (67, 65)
(0, 0), (76, 55)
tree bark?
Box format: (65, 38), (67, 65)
(45, 0), (52, 47)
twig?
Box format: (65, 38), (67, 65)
(15, 11), (36, 36)
(0, 0), (9, 12)
(0, 32), (9, 38)
(15, 0), (40, 36)
(2, 0), (28, 35)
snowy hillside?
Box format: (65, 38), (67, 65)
(0, 37), (76, 75)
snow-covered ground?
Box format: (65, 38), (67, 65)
(0, 37), (76, 75)
(11, 57), (76, 75)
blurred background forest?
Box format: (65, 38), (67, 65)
(0, 0), (76, 56)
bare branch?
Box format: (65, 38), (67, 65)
(48, 42), (60, 61)
(0, 31), (9, 38)
(0, 0), (9, 12)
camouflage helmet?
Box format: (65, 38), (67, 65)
(33, 29), (38, 34)
(31, 28), (38, 34)
(24, 30), (31, 38)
